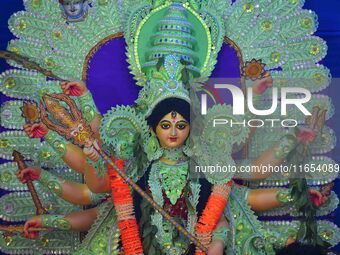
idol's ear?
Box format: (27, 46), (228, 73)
(142, 128), (164, 162)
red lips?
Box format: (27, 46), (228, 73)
(169, 137), (177, 142)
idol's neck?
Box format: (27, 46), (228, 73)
(160, 146), (187, 163)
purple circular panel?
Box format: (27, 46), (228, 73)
(85, 36), (141, 114)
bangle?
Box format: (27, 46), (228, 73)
(39, 170), (64, 197)
(41, 215), (71, 230)
(276, 189), (294, 204)
(86, 157), (106, 177)
(89, 191), (108, 205)
(274, 134), (298, 159)
(44, 130), (67, 157)
(212, 225), (228, 245)
(78, 91), (99, 122)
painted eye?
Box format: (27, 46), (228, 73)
(161, 124), (170, 129)
(176, 124), (187, 130)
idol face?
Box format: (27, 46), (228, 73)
(156, 111), (189, 149)
(59, 0), (89, 22)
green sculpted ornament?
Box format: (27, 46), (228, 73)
(136, 55), (193, 117)
(158, 160), (188, 204)
(100, 105), (150, 180)
(100, 105), (148, 160)
(144, 129), (164, 161)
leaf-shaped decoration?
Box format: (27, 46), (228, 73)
(0, 100), (25, 129)
(0, 130), (41, 160)
(280, 9), (318, 39)
(0, 192), (36, 222)
(0, 162), (27, 191)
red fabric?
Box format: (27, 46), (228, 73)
(163, 189), (188, 220)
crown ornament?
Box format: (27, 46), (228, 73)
(136, 54), (192, 116)
(125, 0), (225, 87)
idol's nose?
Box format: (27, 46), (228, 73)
(170, 126), (177, 136)
(70, 3), (76, 12)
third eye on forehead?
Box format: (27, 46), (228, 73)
(171, 111), (177, 118)
(161, 112), (187, 122)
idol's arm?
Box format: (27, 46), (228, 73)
(83, 163), (111, 193)
(247, 188), (286, 211)
(249, 134), (298, 180)
(45, 131), (110, 193)
(16, 167), (106, 205)
(236, 74), (272, 150)
(45, 129), (110, 193)
(24, 122), (111, 192)
(60, 207), (98, 231)
(61, 81), (102, 139)
(46, 130), (89, 174)
(243, 73), (298, 179)
(24, 124), (88, 174)
(248, 188), (298, 247)
(46, 132), (110, 193)
(208, 216), (229, 255)
(45, 129), (107, 182)
(23, 207), (99, 239)
(248, 187), (328, 212)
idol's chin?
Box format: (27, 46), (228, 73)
(163, 143), (183, 149)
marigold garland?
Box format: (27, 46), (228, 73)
(107, 159), (144, 255)
(195, 181), (233, 255)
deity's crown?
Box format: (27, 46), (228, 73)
(135, 54), (191, 117)
(125, 1), (225, 115)
(141, 2), (200, 77)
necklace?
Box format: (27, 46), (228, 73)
(162, 147), (186, 162)
(159, 160), (188, 205)
(148, 161), (201, 254)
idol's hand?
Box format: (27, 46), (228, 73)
(23, 216), (43, 239)
(83, 140), (100, 162)
(309, 182), (333, 207)
(16, 167), (42, 183)
(207, 240), (224, 255)
(252, 72), (273, 95)
(23, 123), (49, 138)
(61, 81), (88, 97)
(296, 128), (317, 146)
(298, 106), (324, 147)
